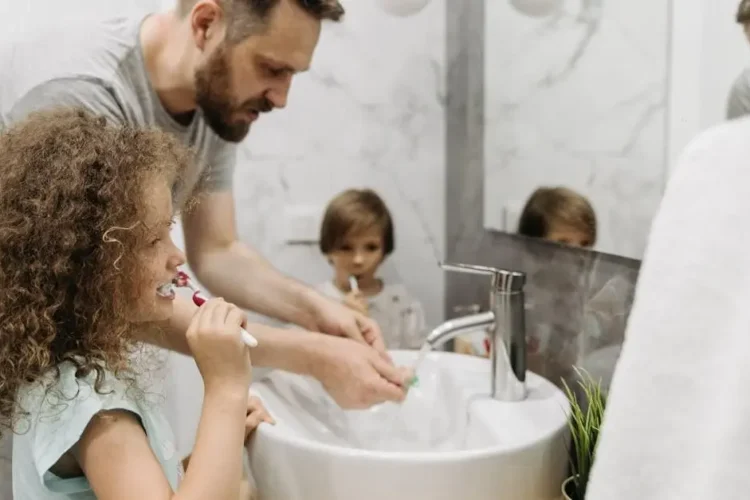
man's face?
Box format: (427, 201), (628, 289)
(194, 1), (322, 142)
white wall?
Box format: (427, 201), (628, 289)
(483, 0), (671, 260)
(667, 0), (750, 169)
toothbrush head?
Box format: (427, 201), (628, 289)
(174, 271), (200, 292)
(174, 271), (190, 288)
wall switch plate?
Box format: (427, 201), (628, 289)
(283, 205), (322, 244)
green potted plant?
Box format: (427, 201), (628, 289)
(561, 369), (607, 500)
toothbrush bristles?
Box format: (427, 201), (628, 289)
(174, 271), (199, 292)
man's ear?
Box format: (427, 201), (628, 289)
(190, 0), (226, 51)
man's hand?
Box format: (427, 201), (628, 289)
(309, 293), (388, 356)
(309, 335), (412, 409)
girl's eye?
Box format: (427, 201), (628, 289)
(366, 244), (380, 251)
(151, 238), (162, 247)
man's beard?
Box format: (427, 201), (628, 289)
(194, 47), (272, 143)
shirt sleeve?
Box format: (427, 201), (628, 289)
(7, 77), (127, 127)
(23, 366), (144, 494)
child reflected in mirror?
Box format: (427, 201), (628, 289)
(317, 189), (427, 350)
(517, 186), (597, 249)
(457, 187), (598, 360)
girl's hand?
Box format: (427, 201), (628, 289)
(244, 395), (274, 442)
(186, 298), (252, 393)
(343, 290), (369, 316)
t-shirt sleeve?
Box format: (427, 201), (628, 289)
(23, 367), (144, 494)
(194, 141), (237, 193)
(8, 77), (127, 126)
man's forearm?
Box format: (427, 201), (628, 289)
(143, 293), (321, 376)
(188, 241), (323, 329)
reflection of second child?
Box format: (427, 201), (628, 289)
(317, 189), (426, 350)
(517, 187), (597, 249)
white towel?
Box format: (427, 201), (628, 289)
(586, 116), (750, 499)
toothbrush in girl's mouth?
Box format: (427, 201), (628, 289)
(174, 271), (258, 348)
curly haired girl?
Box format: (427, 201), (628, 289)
(0, 108), (270, 500)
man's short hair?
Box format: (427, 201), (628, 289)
(179, 0), (344, 42)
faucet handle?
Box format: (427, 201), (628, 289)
(440, 262), (502, 276)
(440, 262), (526, 291)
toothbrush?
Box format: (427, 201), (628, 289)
(175, 271), (258, 348)
(348, 275), (359, 293)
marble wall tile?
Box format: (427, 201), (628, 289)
(482, 0), (670, 260)
(446, 0), (641, 392)
(237, 0), (447, 327)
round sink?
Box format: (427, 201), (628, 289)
(247, 350), (570, 500)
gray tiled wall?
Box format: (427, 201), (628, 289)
(445, 0), (641, 390)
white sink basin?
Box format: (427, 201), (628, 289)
(247, 350), (570, 500)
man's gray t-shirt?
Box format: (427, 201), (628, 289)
(0, 16), (236, 196)
(727, 67), (750, 120)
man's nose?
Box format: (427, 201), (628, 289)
(267, 78), (291, 109)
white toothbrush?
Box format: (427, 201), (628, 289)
(349, 275), (360, 293)
(175, 271), (258, 348)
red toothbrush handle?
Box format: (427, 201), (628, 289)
(192, 291), (207, 307)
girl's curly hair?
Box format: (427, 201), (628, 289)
(0, 107), (191, 436)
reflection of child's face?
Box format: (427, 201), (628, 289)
(546, 225), (592, 248)
(327, 227), (385, 285)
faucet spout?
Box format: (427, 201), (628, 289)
(440, 262), (527, 402)
(425, 311), (495, 349)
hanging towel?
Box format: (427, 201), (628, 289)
(587, 116), (750, 499)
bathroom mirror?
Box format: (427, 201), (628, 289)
(483, 0), (671, 259)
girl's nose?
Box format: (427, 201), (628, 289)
(169, 245), (186, 269)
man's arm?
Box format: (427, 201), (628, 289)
(146, 295), (409, 408)
(149, 294), (316, 374)
(182, 191), (322, 329)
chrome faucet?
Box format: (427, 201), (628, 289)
(427, 262), (527, 401)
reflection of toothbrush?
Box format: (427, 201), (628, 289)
(175, 271), (258, 348)
(348, 275), (359, 293)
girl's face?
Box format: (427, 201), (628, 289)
(130, 180), (186, 323)
(327, 226), (385, 286)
